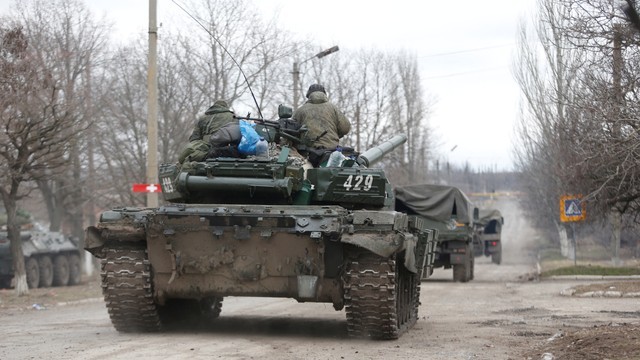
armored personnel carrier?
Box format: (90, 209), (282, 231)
(85, 106), (436, 340)
(395, 184), (479, 282)
(0, 211), (82, 289)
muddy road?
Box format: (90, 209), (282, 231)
(1, 198), (638, 359)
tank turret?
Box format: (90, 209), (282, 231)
(159, 107), (407, 209)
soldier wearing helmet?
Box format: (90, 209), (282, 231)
(293, 84), (351, 149)
(188, 100), (236, 143)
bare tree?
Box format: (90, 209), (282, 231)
(315, 49), (434, 185)
(0, 21), (86, 294)
(513, 0), (589, 247)
(8, 0), (109, 245)
(514, 0), (640, 257)
(175, 0), (297, 115)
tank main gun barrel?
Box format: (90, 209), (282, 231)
(356, 134), (407, 167)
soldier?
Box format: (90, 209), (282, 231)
(189, 100), (236, 142)
(179, 100), (238, 164)
(293, 84), (351, 149)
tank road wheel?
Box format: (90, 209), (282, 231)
(67, 253), (81, 285)
(158, 299), (201, 327)
(200, 297), (224, 320)
(343, 247), (419, 340)
(101, 248), (161, 332)
(25, 257), (40, 289)
(53, 254), (70, 286)
(38, 255), (54, 288)
(158, 297), (224, 328)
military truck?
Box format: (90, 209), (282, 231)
(0, 211), (82, 289)
(395, 184), (479, 282)
(85, 105), (436, 340)
(476, 209), (504, 265)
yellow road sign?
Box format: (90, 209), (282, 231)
(560, 195), (586, 222)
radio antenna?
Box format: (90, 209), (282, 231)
(172, 0), (264, 119)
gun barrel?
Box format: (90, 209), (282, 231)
(356, 134), (407, 167)
(178, 173), (293, 197)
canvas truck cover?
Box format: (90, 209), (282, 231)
(477, 209), (502, 226)
(394, 184), (474, 224)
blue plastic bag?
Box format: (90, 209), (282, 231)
(238, 120), (260, 155)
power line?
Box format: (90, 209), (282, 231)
(419, 43), (514, 58)
(423, 66), (509, 80)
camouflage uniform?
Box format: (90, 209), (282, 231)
(293, 91), (351, 149)
(188, 100), (236, 142)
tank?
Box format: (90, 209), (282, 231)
(0, 215), (82, 289)
(84, 105), (436, 340)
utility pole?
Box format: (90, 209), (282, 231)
(292, 45), (339, 108)
(146, 0), (159, 207)
(611, 24), (623, 265)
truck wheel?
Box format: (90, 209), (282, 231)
(38, 256), (54, 288)
(53, 255), (70, 286)
(25, 257), (40, 289)
(470, 253), (475, 280)
(453, 244), (473, 282)
(68, 254), (81, 285)
(452, 263), (467, 282)
(492, 251), (502, 265)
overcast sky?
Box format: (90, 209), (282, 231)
(1, 0), (537, 170)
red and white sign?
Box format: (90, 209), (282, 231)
(132, 183), (162, 193)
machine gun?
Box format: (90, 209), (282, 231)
(234, 105), (308, 146)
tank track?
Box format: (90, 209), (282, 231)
(101, 248), (161, 332)
(343, 247), (419, 339)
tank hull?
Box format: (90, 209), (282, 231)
(86, 204), (435, 339)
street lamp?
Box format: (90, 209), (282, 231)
(292, 45), (339, 108)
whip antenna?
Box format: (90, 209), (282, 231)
(172, 0), (264, 119)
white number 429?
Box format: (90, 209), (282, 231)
(343, 175), (374, 191)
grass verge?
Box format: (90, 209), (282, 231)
(541, 265), (640, 277)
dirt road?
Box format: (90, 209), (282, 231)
(1, 198), (639, 359)
(1, 259), (638, 359)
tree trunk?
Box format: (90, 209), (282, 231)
(4, 196), (28, 295)
(610, 211), (622, 266)
(556, 222), (570, 258)
(71, 143), (85, 257)
(36, 179), (65, 232)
